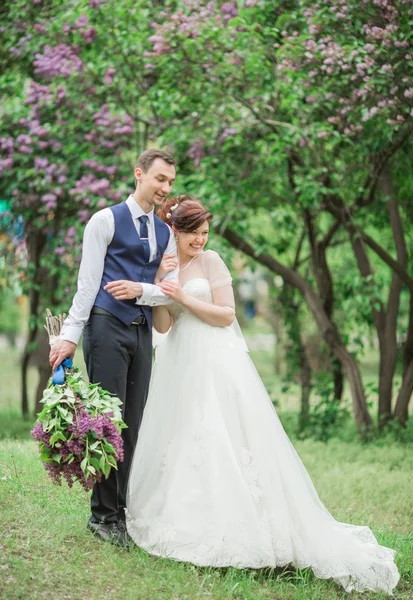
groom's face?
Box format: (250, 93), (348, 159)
(135, 158), (176, 208)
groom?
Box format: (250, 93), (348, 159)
(49, 149), (178, 546)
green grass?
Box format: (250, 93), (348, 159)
(1, 439), (412, 600)
(1, 342), (412, 599)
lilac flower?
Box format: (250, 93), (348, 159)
(69, 408), (92, 437)
(0, 158), (14, 174)
(34, 157), (49, 170)
(217, 127), (236, 144)
(90, 0), (108, 8)
(33, 44), (84, 79)
(103, 67), (116, 84)
(221, 2), (238, 20)
(17, 134), (32, 145)
(41, 193), (57, 203)
(188, 138), (205, 168)
(74, 15), (88, 30)
(0, 137), (14, 153)
(82, 28), (97, 44)
(18, 145), (32, 154)
(77, 209), (90, 222)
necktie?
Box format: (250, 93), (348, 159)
(139, 215), (150, 262)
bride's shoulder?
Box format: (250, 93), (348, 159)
(203, 249), (223, 262)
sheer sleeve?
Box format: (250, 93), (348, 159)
(203, 250), (235, 310)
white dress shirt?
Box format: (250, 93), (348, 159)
(61, 195), (178, 345)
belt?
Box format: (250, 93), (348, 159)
(91, 306), (146, 326)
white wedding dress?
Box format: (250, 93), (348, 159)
(126, 250), (399, 594)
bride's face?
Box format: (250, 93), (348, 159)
(177, 219), (209, 258)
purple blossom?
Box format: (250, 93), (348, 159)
(18, 145), (33, 154)
(69, 408), (92, 437)
(54, 246), (65, 255)
(24, 82), (53, 105)
(74, 15), (88, 30)
(77, 209), (90, 222)
(82, 28), (97, 44)
(221, 2), (238, 20)
(35, 157), (49, 170)
(41, 193), (57, 203)
(188, 138), (205, 168)
(33, 44), (84, 79)
(217, 127), (237, 144)
(103, 67), (116, 84)
(17, 134), (32, 145)
(90, 0), (108, 8)
(0, 137), (14, 153)
(0, 158), (14, 174)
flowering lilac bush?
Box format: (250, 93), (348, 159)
(31, 368), (126, 491)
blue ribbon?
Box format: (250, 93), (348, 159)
(52, 357), (73, 385)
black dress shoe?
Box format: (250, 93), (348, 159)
(118, 520), (135, 547)
(87, 518), (131, 548)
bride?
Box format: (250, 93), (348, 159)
(126, 196), (399, 594)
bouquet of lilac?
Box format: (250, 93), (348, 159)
(31, 311), (126, 492)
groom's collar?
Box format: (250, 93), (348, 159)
(126, 195), (155, 224)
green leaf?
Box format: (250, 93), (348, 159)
(49, 431), (67, 445)
(80, 457), (88, 474)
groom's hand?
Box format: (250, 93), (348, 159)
(49, 340), (77, 372)
(104, 280), (143, 300)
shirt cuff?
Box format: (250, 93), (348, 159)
(136, 283), (156, 306)
(60, 325), (83, 345)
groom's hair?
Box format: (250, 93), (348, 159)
(136, 149), (175, 173)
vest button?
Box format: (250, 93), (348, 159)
(142, 277), (147, 282)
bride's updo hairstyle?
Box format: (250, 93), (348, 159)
(157, 194), (212, 232)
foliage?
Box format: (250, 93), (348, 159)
(0, 0), (412, 428)
(31, 367), (126, 491)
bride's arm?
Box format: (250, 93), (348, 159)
(157, 281), (235, 328)
(152, 306), (172, 333)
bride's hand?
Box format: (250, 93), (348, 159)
(158, 281), (186, 304)
(155, 253), (178, 283)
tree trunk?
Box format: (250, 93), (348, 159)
(304, 209), (343, 404)
(325, 176), (409, 426)
(378, 169), (408, 425)
(327, 191), (402, 427)
(217, 226), (372, 429)
(332, 355), (344, 400)
(394, 296), (413, 426)
(21, 228), (46, 419)
(298, 342), (312, 432)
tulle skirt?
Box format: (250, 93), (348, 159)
(126, 315), (399, 594)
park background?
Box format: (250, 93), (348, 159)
(0, 0), (412, 598)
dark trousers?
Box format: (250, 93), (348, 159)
(82, 310), (152, 523)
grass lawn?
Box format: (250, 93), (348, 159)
(0, 343), (412, 599)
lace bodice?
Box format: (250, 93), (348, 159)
(169, 278), (213, 321)
(168, 250), (234, 323)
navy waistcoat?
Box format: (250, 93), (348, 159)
(94, 201), (170, 329)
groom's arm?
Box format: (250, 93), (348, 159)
(104, 229), (178, 305)
(50, 210), (113, 370)
(136, 230), (178, 307)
